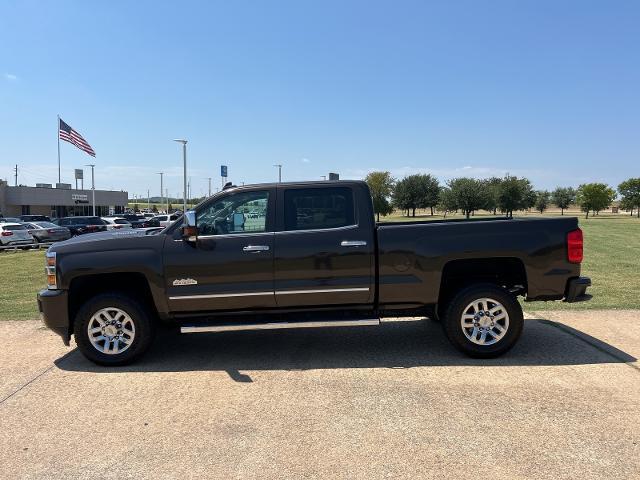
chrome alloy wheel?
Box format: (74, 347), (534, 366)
(460, 297), (510, 346)
(87, 307), (136, 355)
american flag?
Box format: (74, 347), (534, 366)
(59, 119), (96, 157)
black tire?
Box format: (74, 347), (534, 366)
(442, 283), (523, 358)
(73, 293), (155, 366)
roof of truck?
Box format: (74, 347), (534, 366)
(223, 179), (366, 191)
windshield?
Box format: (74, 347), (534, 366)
(4, 224), (27, 231)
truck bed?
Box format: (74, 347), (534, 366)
(376, 216), (581, 306)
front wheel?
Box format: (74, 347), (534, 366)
(442, 284), (523, 358)
(74, 293), (155, 366)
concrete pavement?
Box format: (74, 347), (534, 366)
(0, 312), (638, 479)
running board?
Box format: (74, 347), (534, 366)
(180, 318), (380, 334)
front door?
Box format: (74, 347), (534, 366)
(273, 185), (374, 308)
(163, 188), (276, 313)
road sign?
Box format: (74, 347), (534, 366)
(74, 169), (83, 180)
(221, 165), (228, 177)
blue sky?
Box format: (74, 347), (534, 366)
(1, 0), (638, 197)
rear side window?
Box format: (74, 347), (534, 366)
(284, 187), (355, 231)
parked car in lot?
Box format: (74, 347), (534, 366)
(0, 217), (23, 224)
(153, 213), (180, 228)
(140, 216), (160, 228)
(101, 217), (133, 231)
(23, 222), (72, 243)
(0, 223), (35, 247)
(38, 180), (591, 366)
(118, 214), (147, 228)
(20, 215), (51, 222)
(51, 216), (108, 236)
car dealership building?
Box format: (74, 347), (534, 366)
(0, 180), (128, 218)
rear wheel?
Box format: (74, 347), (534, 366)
(442, 283), (523, 358)
(74, 293), (155, 366)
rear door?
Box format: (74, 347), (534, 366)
(273, 185), (375, 308)
(163, 188), (277, 313)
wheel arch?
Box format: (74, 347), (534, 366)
(68, 272), (158, 332)
(437, 257), (527, 317)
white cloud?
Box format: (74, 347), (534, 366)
(301, 158), (310, 163)
(3, 73), (18, 81)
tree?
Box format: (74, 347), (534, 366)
(496, 175), (534, 218)
(438, 187), (457, 218)
(483, 177), (502, 215)
(392, 177), (414, 217)
(551, 187), (576, 215)
(448, 178), (486, 219)
(365, 171), (395, 221)
(534, 190), (550, 213)
(417, 174), (441, 215)
(618, 178), (640, 218)
(576, 183), (616, 218)
(392, 174), (440, 217)
(152, 205), (158, 213)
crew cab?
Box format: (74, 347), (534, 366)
(38, 181), (591, 365)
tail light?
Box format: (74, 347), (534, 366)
(567, 228), (583, 264)
(114, 225), (122, 229)
(47, 229), (55, 234)
(1, 231), (13, 236)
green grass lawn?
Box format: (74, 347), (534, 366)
(0, 250), (46, 320)
(1, 213), (639, 320)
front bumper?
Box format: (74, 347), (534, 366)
(37, 289), (71, 345)
(564, 276), (592, 303)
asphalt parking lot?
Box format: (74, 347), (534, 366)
(1, 311), (638, 479)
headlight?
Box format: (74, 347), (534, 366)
(45, 251), (57, 290)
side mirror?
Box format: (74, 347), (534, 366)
(182, 210), (197, 242)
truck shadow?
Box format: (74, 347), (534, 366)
(54, 318), (637, 380)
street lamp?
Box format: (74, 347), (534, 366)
(273, 164), (282, 182)
(157, 172), (164, 213)
(173, 139), (188, 213)
(85, 164), (96, 216)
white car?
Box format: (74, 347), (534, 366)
(153, 213), (180, 228)
(100, 217), (133, 231)
(0, 223), (35, 247)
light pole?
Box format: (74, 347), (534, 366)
(85, 164), (96, 216)
(273, 164), (282, 182)
(208, 177), (211, 197)
(157, 172), (164, 213)
(173, 139), (188, 213)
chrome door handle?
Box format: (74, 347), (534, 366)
(243, 245), (270, 252)
(340, 240), (367, 247)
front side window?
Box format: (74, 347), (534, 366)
(197, 190), (269, 235)
(284, 187), (355, 231)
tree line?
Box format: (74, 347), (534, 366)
(364, 172), (640, 221)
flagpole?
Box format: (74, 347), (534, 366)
(57, 115), (61, 184)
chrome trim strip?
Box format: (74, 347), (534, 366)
(169, 291), (273, 300)
(170, 287), (369, 300)
(275, 287), (369, 295)
(181, 318), (380, 333)
(274, 224), (359, 236)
